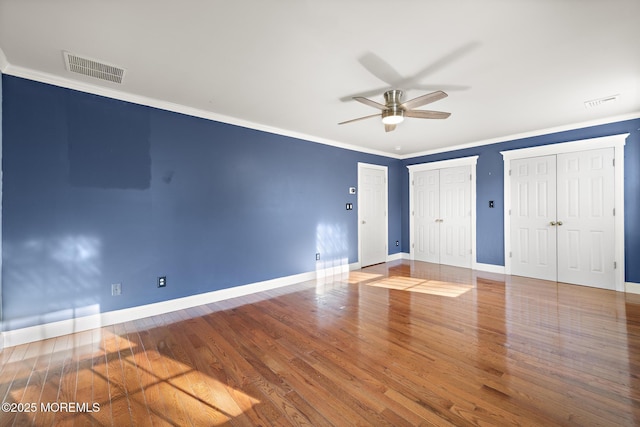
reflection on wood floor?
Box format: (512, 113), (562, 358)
(1, 260), (639, 426)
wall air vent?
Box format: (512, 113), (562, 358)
(584, 94), (619, 109)
(63, 51), (125, 84)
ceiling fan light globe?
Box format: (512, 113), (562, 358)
(381, 109), (404, 125)
(382, 115), (404, 125)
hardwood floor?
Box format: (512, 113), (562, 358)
(1, 260), (640, 426)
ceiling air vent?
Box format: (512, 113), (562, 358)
(63, 51), (125, 84)
(584, 94), (619, 109)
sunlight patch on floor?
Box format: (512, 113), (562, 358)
(346, 271), (383, 284)
(37, 329), (263, 425)
(118, 345), (261, 423)
(365, 276), (473, 297)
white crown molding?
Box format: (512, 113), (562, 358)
(6, 62), (638, 162)
(2, 64), (401, 160)
(0, 48), (8, 72)
(401, 112), (640, 160)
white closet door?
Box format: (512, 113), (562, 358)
(439, 166), (472, 268)
(414, 170), (440, 263)
(510, 155), (557, 281)
(556, 148), (615, 289)
(413, 166), (471, 268)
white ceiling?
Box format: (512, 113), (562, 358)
(1, 0), (639, 157)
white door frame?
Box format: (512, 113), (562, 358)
(407, 156), (478, 269)
(501, 134), (628, 292)
(357, 162), (388, 268)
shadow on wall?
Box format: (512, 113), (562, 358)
(315, 223), (349, 276)
(2, 234), (103, 331)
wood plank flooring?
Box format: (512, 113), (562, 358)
(1, 260), (640, 426)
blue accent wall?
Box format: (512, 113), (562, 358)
(2, 73), (639, 332)
(1, 75), (402, 330)
(403, 119), (640, 281)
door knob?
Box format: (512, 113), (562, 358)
(550, 221), (557, 226)
(557, 221), (563, 226)
(362, 220), (366, 224)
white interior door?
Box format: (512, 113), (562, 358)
(359, 164), (387, 267)
(414, 169), (440, 263)
(509, 149), (616, 289)
(556, 148), (615, 289)
(412, 165), (471, 268)
(510, 155), (557, 281)
(439, 166), (472, 268)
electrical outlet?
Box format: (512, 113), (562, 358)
(111, 283), (121, 296)
(316, 253), (320, 261)
(396, 240), (399, 246)
(158, 276), (167, 288)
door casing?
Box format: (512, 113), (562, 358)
(502, 134), (627, 292)
(408, 156), (478, 269)
(358, 163), (388, 268)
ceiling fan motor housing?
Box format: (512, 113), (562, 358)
(384, 89), (404, 106)
(382, 90), (405, 124)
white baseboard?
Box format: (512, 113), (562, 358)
(387, 252), (409, 262)
(475, 263), (506, 274)
(1, 262), (357, 349)
(626, 282), (640, 294)
(3, 262), (635, 349)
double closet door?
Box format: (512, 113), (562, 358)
(414, 165), (472, 268)
(510, 148), (615, 289)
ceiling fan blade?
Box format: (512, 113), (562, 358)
(357, 43), (479, 91)
(401, 91), (448, 110)
(338, 113), (380, 125)
(358, 52), (404, 85)
(409, 42), (480, 84)
(340, 86), (391, 102)
(340, 83), (468, 103)
(385, 124), (396, 133)
(413, 83), (470, 92)
(405, 110), (451, 119)
(354, 96), (387, 110)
